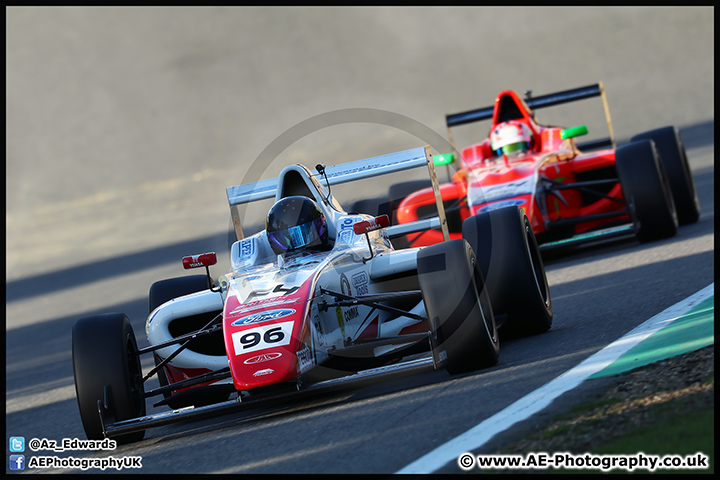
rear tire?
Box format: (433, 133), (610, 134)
(615, 139), (678, 242)
(72, 313), (145, 443)
(418, 239), (499, 374)
(462, 206), (552, 336)
(631, 126), (700, 225)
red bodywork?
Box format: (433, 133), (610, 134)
(221, 277), (315, 391)
(396, 89), (628, 247)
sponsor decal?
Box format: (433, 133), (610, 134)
(240, 238), (255, 257)
(344, 305), (359, 322)
(468, 175), (534, 204)
(245, 283), (301, 302)
(229, 297), (297, 316)
(340, 273), (351, 296)
(313, 315), (325, 346)
(312, 314), (323, 334)
(351, 271), (369, 295)
(352, 215), (389, 234)
(325, 162), (402, 179)
(243, 352), (283, 364)
(338, 229), (354, 244)
(231, 320), (294, 356)
(476, 198), (527, 213)
(297, 346), (313, 373)
(335, 306), (346, 338)
(231, 308), (296, 326)
(253, 368), (274, 377)
(340, 217), (357, 231)
(182, 252), (217, 269)
(338, 216), (359, 244)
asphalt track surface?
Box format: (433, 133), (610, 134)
(6, 7), (714, 474)
(400, 285), (714, 473)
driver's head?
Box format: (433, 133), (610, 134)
(490, 120), (533, 156)
(266, 196), (329, 255)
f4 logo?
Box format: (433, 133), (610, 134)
(246, 284), (300, 302)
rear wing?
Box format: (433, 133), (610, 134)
(445, 82), (615, 154)
(226, 145), (450, 242)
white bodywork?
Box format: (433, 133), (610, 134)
(146, 146), (445, 380)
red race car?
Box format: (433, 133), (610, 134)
(393, 83), (700, 251)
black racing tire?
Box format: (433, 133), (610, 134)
(631, 126), (700, 225)
(148, 275), (214, 408)
(462, 206), (552, 336)
(615, 139), (678, 242)
(72, 313), (145, 443)
(418, 239), (499, 374)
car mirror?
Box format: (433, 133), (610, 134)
(433, 153), (455, 166)
(561, 125), (588, 140)
(354, 215), (390, 262)
(353, 215), (390, 235)
(182, 252), (218, 269)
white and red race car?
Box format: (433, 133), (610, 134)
(72, 146), (552, 443)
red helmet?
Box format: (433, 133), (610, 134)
(490, 121), (533, 156)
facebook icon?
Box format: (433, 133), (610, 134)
(9, 454), (25, 471)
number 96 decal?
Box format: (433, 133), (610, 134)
(231, 320), (294, 356)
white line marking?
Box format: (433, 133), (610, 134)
(396, 283), (714, 474)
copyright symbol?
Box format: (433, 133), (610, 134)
(458, 453), (475, 470)
(29, 438), (41, 451)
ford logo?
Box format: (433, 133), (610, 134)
(231, 308), (296, 326)
(477, 199), (526, 213)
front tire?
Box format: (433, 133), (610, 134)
(72, 313), (145, 443)
(462, 206), (552, 336)
(615, 139), (678, 242)
(418, 239), (499, 374)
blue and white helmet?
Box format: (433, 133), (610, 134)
(266, 196), (329, 255)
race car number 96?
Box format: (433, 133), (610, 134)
(231, 320), (294, 356)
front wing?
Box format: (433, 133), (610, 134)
(100, 356), (434, 439)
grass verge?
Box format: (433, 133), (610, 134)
(478, 346), (714, 474)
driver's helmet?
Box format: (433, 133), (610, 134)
(490, 120), (533, 156)
(266, 196), (329, 255)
